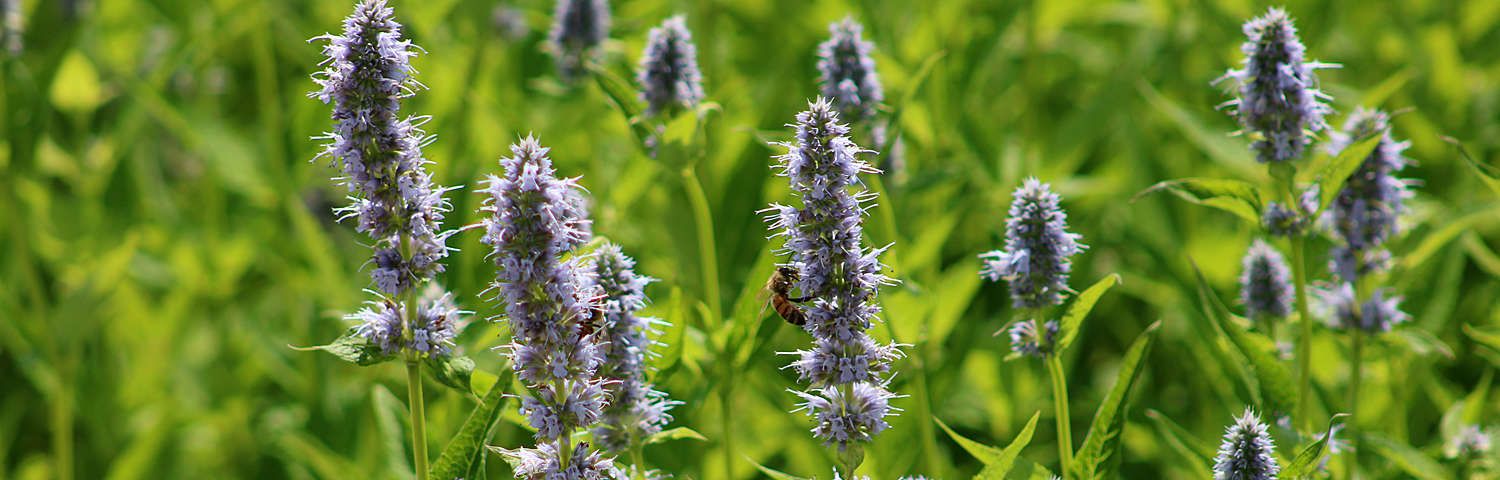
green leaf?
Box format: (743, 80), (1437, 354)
(1054, 274), (1121, 353)
(1464, 324), (1500, 355)
(425, 355), (478, 395)
(1132, 178), (1262, 223)
(588, 62), (655, 147)
(1190, 261), (1297, 417)
(742, 454), (810, 480)
(1069, 321), (1160, 480)
(1315, 134), (1383, 218)
(1360, 432), (1452, 480)
(372, 385), (414, 480)
(974, 411), (1041, 479)
(433, 365), (514, 480)
(1282, 413), (1350, 479)
(1440, 135), (1500, 198)
(1145, 409), (1214, 476)
(289, 328), (396, 367)
(643, 426), (707, 445)
(935, 415), (1003, 464)
(1393, 327), (1454, 359)
(1003, 458), (1057, 480)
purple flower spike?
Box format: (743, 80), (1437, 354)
(980, 178), (1087, 309)
(1217, 7), (1337, 163)
(764, 97), (904, 451)
(310, 0), (453, 296)
(637, 15), (704, 117)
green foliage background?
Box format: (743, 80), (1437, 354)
(3, 0), (1499, 479)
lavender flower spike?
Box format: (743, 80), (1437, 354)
(1239, 239), (1293, 322)
(352, 284), (468, 356)
(1213, 408), (1280, 480)
(1218, 7), (1336, 163)
(590, 243), (681, 453)
(1319, 283), (1409, 334)
(479, 135), (615, 479)
(1325, 107), (1414, 280)
(310, 0), (453, 296)
(548, 0), (610, 79)
(637, 15), (704, 117)
(979, 178), (1088, 309)
(818, 16), (884, 124)
(764, 97), (904, 451)
(1009, 319), (1059, 359)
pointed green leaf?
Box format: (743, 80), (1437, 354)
(643, 426), (707, 445)
(372, 385), (414, 479)
(1282, 414), (1350, 479)
(1145, 409), (1214, 476)
(1360, 432), (1452, 480)
(425, 355), (478, 395)
(1054, 274), (1121, 353)
(1190, 261), (1296, 417)
(1464, 324), (1500, 355)
(1070, 321), (1160, 480)
(289, 328), (396, 367)
(1393, 327), (1454, 359)
(1003, 458), (1056, 480)
(588, 62), (655, 148)
(974, 411), (1041, 479)
(432, 366), (515, 480)
(742, 454), (810, 480)
(935, 415), (1003, 464)
(1315, 134), (1383, 218)
(1132, 178), (1262, 223)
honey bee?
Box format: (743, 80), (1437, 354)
(759, 265), (814, 325)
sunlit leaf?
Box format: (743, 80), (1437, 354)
(742, 454), (810, 480)
(1282, 414), (1349, 480)
(1070, 321), (1160, 480)
(1315, 134), (1383, 218)
(433, 366), (514, 480)
(289, 329), (397, 367)
(1190, 261), (1297, 417)
(934, 415), (1002, 464)
(1054, 274), (1121, 353)
(643, 426), (707, 445)
(1132, 178), (1262, 223)
(425, 355), (478, 395)
(974, 411), (1041, 479)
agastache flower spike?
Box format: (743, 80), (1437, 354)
(1008, 319), (1059, 359)
(548, 0), (610, 79)
(1325, 107), (1413, 279)
(1318, 284), (1408, 334)
(479, 136), (616, 479)
(351, 284), (468, 356)
(1240, 239), (1294, 322)
(979, 178), (1088, 309)
(310, 0), (453, 297)
(589, 243), (681, 453)
(637, 15), (704, 117)
(1217, 7), (1336, 163)
(764, 97), (904, 450)
(817, 16), (883, 125)
(1213, 408), (1280, 480)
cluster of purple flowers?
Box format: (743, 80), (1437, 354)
(352, 285), (467, 356)
(817, 16), (883, 125)
(310, 0), (454, 298)
(589, 243), (680, 453)
(1213, 408), (1280, 480)
(547, 0), (610, 79)
(980, 178), (1088, 310)
(1239, 239), (1293, 322)
(765, 97), (904, 450)
(637, 16), (704, 117)
(1217, 7), (1336, 164)
(311, 0), (467, 360)
(478, 136), (616, 479)
(1318, 108), (1413, 334)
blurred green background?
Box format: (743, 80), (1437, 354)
(3, 0), (1499, 478)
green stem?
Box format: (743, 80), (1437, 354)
(912, 343), (943, 478)
(631, 441), (647, 480)
(54, 356), (73, 480)
(1289, 223), (1315, 433)
(1046, 354), (1073, 477)
(681, 167), (722, 323)
(1346, 331), (1365, 480)
(406, 362), (430, 480)
(720, 388), (734, 480)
